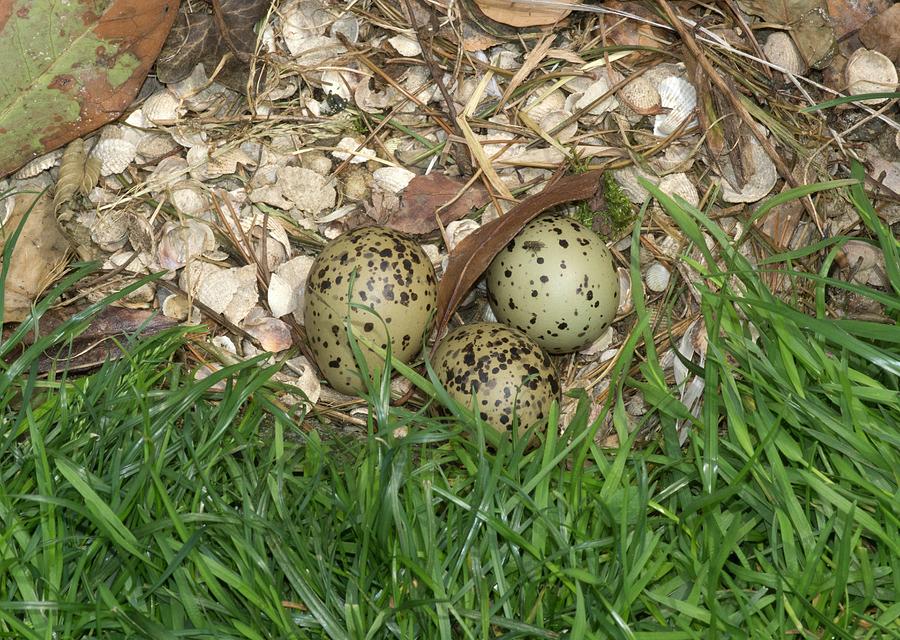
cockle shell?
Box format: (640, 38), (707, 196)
(523, 89), (566, 121)
(90, 126), (138, 176)
(575, 75), (619, 115)
(644, 262), (671, 292)
(846, 48), (898, 105)
(388, 34), (421, 57)
(143, 90), (185, 125)
(373, 166), (416, 193)
(540, 110), (578, 143)
(147, 156), (190, 192)
(719, 131), (777, 203)
(158, 220), (216, 271)
(136, 132), (180, 163)
(170, 122), (208, 149)
(654, 76), (697, 137)
(170, 180), (210, 216)
(13, 149), (63, 179)
(618, 76), (660, 114)
(764, 32), (806, 76)
(657, 172), (699, 208)
(268, 254), (315, 318)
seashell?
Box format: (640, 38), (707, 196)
(290, 35), (344, 66)
(244, 314), (292, 352)
(330, 13), (359, 42)
(90, 128), (137, 176)
(162, 293), (191, 321)
(388, 34), (421, 57)
(269, 255), (315, 318)
(719, 132), (777, 203)
(540, 110), (578, 143)
(167, 63), (230, 112)
(171, 180), (210, 216)
(124, 108), (149, 130)
(401, 66), (440, 103)
(616, 266), (632, 315)
(764, 32), (806, 76)
(170, 122), (208, 149)
(612, 165), (659, 204)
(523, 89), (566, 121)
(657, 172), (699, 208)
(321, 69), (354, 101)
(332, 136), (376, 164)
(136, 132), (180, 163)
(653, 76), (697, 137)
(276, 355), (321, 406)
(651, 143), (695, 174)
(575, 75), (619, 115)
(187, 145), (254, 180)
(91, 211), (130, 252)
(354, 79), (398, 113)
(158, 220), (216, 271)
(896, 129), (900, 153)
(278, 166), (336, 215)
(644, 262), (671, 293)
(14, 149), (63, 179)
(373, 166), (416, 193)
(196, 264), (259, 324)
(143, 90), (185, 125)
(491, 49), (519, 71)
(845, 48), (898, 105)
(282, 0), (330, 54)
(445, 219), (480, 252)
(617, 76), (660, 115)
(147, 156), (189, 192)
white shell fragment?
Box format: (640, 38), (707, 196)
(332, 136), (376, 164)
(644, 262), (671, 292)
(268, 255), (316, 318)
(540, 110), (578, 143)
(196, 264), (259, 324)
(278, 356), (321, 406)
(373, 166), (416, 193)
(157, 220), (216, 271)
(330, 13), (359, 42)
(143, 90), (185, 125)
(523, 89), (566, 121)
(575, 75), (619, 115)
(719, 132), (777, 203)
(445, 219), (480, 252)
(657, 172), (699, 208)
(388, 34), (422, 57)
(243, 311), (293, 352)
(764, 32), (806, 76)
(14, 149), (63, 179)
(278, 166), (336, 216)
(654, 76), (697, 137)
(845, 48), (899, 105)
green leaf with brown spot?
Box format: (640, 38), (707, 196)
(0, 0), (181, 178)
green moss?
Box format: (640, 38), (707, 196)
(571, 172), (635, 238)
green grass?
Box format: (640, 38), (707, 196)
(1, 176), (898, 639)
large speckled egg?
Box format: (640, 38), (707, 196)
(486, 214), (618, 354)
(304, 226), (437, 395)
(432, 323), (560, 434)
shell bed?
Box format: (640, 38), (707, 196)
(303, 226), (437, 395)
(486, 213), (619, 354)
(432, 323), (560, 434)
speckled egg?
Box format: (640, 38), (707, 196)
(432, 323), (560, 434)
(486, 214), (618, 354)
(304, 226), (437, 395)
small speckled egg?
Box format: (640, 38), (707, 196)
(432, 322), (560, 434)
(304, 226), (437, 395)
(486, 214), (618, 354)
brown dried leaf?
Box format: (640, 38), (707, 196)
(472, 0), (578, 27)
(156, 0), (270, 91)
(2, 190), (71, 323)
(858, 4), (900, 63)
(826, 0), (892, 41)
(387, 174), (491, 235)
(433, 170), (604, 343)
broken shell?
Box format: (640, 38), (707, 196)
(279, 166), (336, 216)
(372, 166), (416, 193)
(719, 132), (777, 203)
(243, 313), (292, 352)
(13, 149), (63, 179)
(846, 48), (899, 105)
(575, 75), (619, 115)
(618, 76), (660, 114)
(540, 110), (578, 143)
(196, 264), (259, 324)
(282, 1), (330, 54)
(388, 33), (421, 57)
(147, 156), (190, 192)
(269, 254), (315, 318)
(644, 262), (671, 293)
(764, 32), (806, 76)
(143, 90), (185, 125)
(170, 122), (208, 149)
(445, 219), (480, 253)
(136, 132), (180, 163)
(616, 266), (632, 315)
(523, 89), (567, 122)
(332, 136), (376, 164)
(321, 69), (355, 101)
(654, 76), (697, 137)
(187, 145), (254, 180)
(330, 13), (358, 42)
(651, 143), (695, 174)
(162, 293), (191, 321)
(612, 165), (659, 204)
(354, 79), (397, 113)
(657, 172), (699, 208)
(167, 63), (230, 112)
(91, 211), (130, 252)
